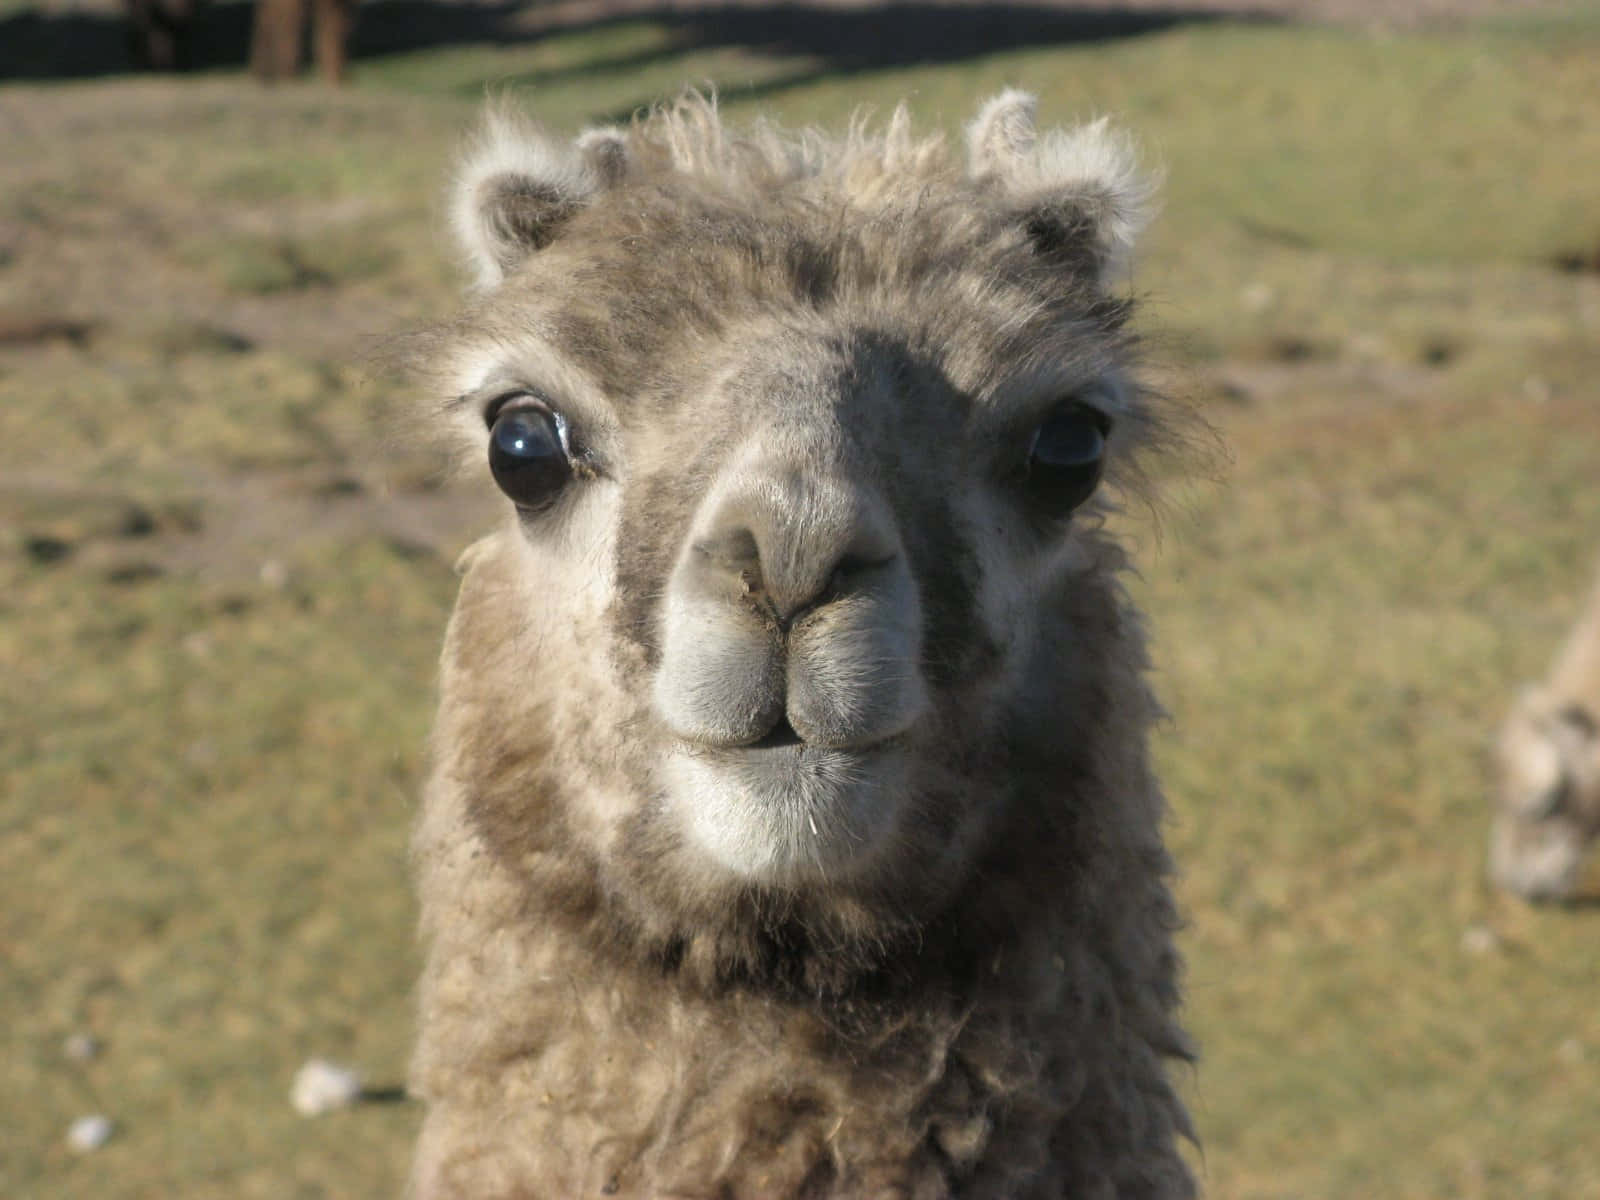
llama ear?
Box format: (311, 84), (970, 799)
(452, 108), (612, 288)
(967, 91), (1156, 281)
(967, 88), (1039, 175)
(575, 125), (631, 187)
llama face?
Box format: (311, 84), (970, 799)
(425, 93), (1166, 904)
(1490, 689), (1600, 901)
(641, 333), (1130, 882)
(645, 338), (934, 882)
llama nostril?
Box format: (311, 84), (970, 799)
(694, 528), (769, 603)
(826, 552), (895, 598)
(694, 527), (761, 573)
(773, 550), (898, 624)
(777, 550), (896, 625)
(691, 473), (902, 623)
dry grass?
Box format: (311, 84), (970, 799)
(3, 6), (1598, 1196)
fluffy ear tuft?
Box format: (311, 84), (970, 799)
(966, 88), (1038, 176)
(968, 94), (1157, 282)
(451, 106), (600, 289)
(575, 126), (631, 187)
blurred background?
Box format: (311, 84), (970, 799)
(2, 0), (1597, 1195)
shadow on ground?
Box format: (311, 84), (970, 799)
(0, 0), (1270, 84)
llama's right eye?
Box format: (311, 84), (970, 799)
(488, 402), (571, 509)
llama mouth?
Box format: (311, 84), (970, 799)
(725, 719), (908, 762)
(746, 717), (804, 751)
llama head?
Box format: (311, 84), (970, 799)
(1490, 686), (1600, 902)
(416, 93), (1177, 971)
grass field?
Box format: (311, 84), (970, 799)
(3, 3), (1598, 1196)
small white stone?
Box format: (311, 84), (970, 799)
(291, 1058), (364, 1116)
(1240, 282), (1275, 314)
(67, 1115), (114, 1152)
(63, 1033), (101, 1062)
(259, 559), (290, 590)
(1556, 1038), (1585, 1066)
(1459, 924), (1500, 955)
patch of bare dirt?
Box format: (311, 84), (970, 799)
(4, 465), (497, 582)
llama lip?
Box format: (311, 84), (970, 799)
(706, 723), (907, 761)
(674, 715), (906, 759)
(661, 734), (914, 883)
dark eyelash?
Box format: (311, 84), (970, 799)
(483, 390), (551, 428)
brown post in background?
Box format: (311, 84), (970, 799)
(313, 0), (353, 84)
(249, 0), (353, 84)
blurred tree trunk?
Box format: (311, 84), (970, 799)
(250, 0), (353, 84)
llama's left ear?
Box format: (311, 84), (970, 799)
(967, 90), (1157, 282)
(452, 108), (627, 289)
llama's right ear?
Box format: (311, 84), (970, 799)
(452, 110), (621, 288)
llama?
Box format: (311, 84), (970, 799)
(405, 92), (1196, 1197)
(1491, 561), (1600, 902)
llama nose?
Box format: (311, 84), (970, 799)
(691, 471), (900, 625)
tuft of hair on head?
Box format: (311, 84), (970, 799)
(451, 101), (628, 289)
(574, 125), (631, 187)
(966, 88), (1159, 283)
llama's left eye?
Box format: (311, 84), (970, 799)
(488, 400), (571, 510)
(1526, 775), (1571, 821)
(1024, 402), (1109, 515)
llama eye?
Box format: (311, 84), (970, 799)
(1522, 774), (1571, 822)
(487, 400), (571, 509)
(1024, 402), (1109, 515)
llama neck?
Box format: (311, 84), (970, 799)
(410, 769), (1193, 1198)
(414, 834), (1036, 1195)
